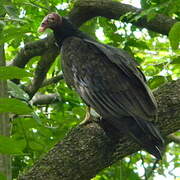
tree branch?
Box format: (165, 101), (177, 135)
(31, 93), (61, 105)
(8, 35), (56, 68)
(41, 73), (64, 87)
(24, 47), (59, 98)
(19, 79), (180, 180)
(69, 0), (177, 35)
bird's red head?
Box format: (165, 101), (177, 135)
(38, 13), (62, 32)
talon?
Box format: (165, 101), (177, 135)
(79, 106), (92, 126)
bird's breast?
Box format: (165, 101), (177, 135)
(61, 37), (114, 89)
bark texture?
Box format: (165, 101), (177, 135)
(0, 45), (11, 180)
(69, 0), (177, 35)
(19, 75), (180, 180)
(31, 93), (61, 105)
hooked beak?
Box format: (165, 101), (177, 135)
(38, 24), (47, 32)
(38, 26), (46, 32)
(38, 18), (48, 33)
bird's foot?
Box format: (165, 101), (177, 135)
(79, 118), (92, 126)
(79, 107), (92, 126)
(79, 107), (101, 126)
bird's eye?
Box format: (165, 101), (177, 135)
(49, 17), (55, 21)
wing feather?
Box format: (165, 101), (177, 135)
(62, 37), (157, 121)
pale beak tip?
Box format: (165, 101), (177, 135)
(38, 26), (45, 33)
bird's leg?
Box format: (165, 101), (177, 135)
(79, 106), (93, 126)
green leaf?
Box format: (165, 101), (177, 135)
(169, 22), (180, 50)
(144, 65), (162, 76)
(170, 56), (180, 64)
(72, 107), (85, 118)
(3, 4), (19, 18)
(0, 136), (24, 155)
(171, 64), (180, 74)
(147, 11), (157, 22)
(0, 98), (32, 114)
(0, 66), (32, 80)
(121, 165), (141, 180)
(0, 20), (5, 32)
(0, 172), (7, 180)
(29, 141), (43, 151)
(8, 81), (29, 101)
(126, 38), (149, 49)
(80, 18), (98, 39)
(148, 76), (166, 89)
(0, 26), (30, 45)
(32, 112), (42, 125)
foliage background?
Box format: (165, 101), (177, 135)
(0, 0), (179, 179)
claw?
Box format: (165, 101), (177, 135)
(79, 106), (92, 126)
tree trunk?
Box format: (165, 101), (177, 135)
(0, 44), (12, 180)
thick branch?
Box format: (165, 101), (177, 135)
(24, 47), (59, 98)
(69, 0), (177, 35)
(8, 35), (56, 68)
(19, 80), (180, 180)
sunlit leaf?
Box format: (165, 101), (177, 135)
(0, 172), (7, 180)
(126, 38), (149, 49)
(0, 20), (5, 32)
(170, 56), (180, 64)
(169, 22), (180, 50)
(0, 98), (32, 114)
(171, 64), (180, 74)
(148, 76), (166, 89)
(4, 4), (19, 18)
(29, 141), (44, 151)
(0, 66), (32, 80)
(0, 26), (30, 45)
(8, 81), (29, 101)
(0, 136), (24, 155)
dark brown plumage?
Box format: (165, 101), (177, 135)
(38, 13), (164, 159)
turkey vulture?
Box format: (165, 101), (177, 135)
(38, 13), (164, 159)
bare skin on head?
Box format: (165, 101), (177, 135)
(38, 13), (62, 32)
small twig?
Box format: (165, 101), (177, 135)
(146, 159), (159, 179)
(42, 73), (64, 87)
(16, 115), (33, 118)
(140, 153), (148, 180)
(24, 1), (49, 11)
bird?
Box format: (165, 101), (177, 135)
(38, 12), (164, 159)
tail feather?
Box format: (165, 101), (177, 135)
(125, 117), (164, 159)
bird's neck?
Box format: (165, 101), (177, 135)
(53, 18), (82, 46)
